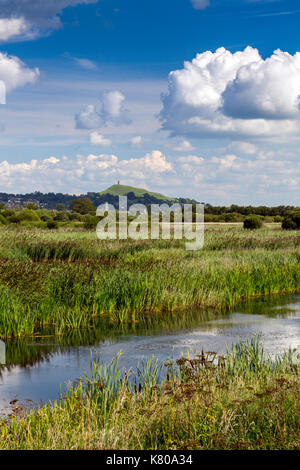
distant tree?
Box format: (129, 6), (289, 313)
(70, 198), (95, 215)
(25, 202), (39, 210)
(56, 203), (66, 211)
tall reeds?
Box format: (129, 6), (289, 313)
(0, 225), (300, 338)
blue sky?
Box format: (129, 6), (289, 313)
(0, 0), (300, 204)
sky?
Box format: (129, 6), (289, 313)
(0, 0), (300, 205)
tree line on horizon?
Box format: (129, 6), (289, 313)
(0, 191), (298, 216)
(0, 195), (300, 230)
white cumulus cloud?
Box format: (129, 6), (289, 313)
(0, 150), (172, 193)
(0, 17), (30, 41)
(0, 51), (39, 92)
(221, 49), (300, 120)
(160, 47), (300, 139)
(75, 90), (131, 129)
(90, 132), (112, 147)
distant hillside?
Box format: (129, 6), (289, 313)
(0, 186), (199, 210)
(99, 184), (176, 202)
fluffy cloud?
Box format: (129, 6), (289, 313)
(173, 140), (195, 152)
(90, 132), (112, 147)
(222, 50), (300, 120)
(0, 0), (98, 41)
(75, 105), (102, 129)
(160, 47), (300, 138)
(0, 18), (30, 41)
(191, 0), (210, 10)
(2, 147), (300, 204)
(75, 91), (131, 129)
(175, 148), (300, 204)
(0, 150), (172, 193)
(0, 51), (39, 92)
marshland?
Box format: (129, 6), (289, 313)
(0, 222), (300, 449)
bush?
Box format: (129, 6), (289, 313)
(282, 215), (300, 230)
(54, 211), (69, 222)
(8, 215), (21, 224)
(243, 216), (263, 230)
(40, 214), (52, 222)
(18, 209), (40, 222)
(1, 209), (14, 218)
(46, 220), (59, 230)
(83, 214), (99, 230)
(0, 214), (8, 225)
(67, 212), (83, 221)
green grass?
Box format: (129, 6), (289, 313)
(0, 225), (300, 338)
(1, 338), (299, 450)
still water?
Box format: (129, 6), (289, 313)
(1, 295), (300, 415)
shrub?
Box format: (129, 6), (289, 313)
(282, 215), (300, 230)
(8, 215), (21, 224)
(46, 220), (59, 230)
(68, 212), (83, 221)
(18, 209), (40, 222)
(54, 212), (69, 222)
(83, 214), (99, 230)
(40, 214), (52, 222)
(0, 214), (8, 225)
(243, 216), (263, 230)
(1, 209), (15, 218)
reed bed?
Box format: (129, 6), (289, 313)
(0, 225), (300, 338)
(1, 338), (299, 450)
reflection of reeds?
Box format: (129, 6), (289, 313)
(1, 338), (299, 450)
(0, 226), (300, 338)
